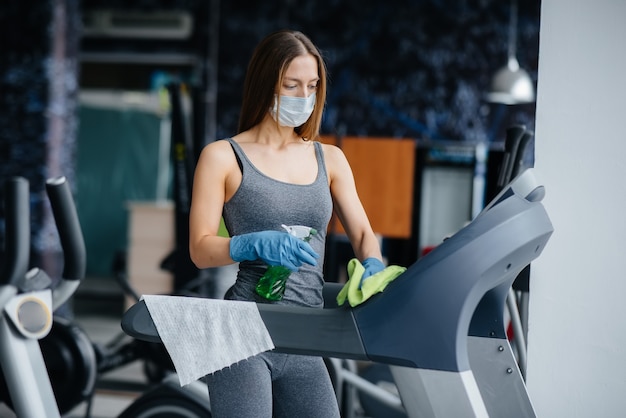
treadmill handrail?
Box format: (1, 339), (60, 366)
(121, 298), (369, 361)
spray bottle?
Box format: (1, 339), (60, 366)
(255, 224), (317, 301)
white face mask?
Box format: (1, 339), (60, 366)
(270, 93), (316, 127)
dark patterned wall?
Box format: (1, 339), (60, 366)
(0, 0), (81, 281)
(0, 1), (51, 212)
(0, 2), (53, 271)
(80, 0), (540, 142)
(214, 0), (540, 142)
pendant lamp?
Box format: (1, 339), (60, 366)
(486, 0), (535, 105)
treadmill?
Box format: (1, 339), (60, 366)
(122, 168), (553, 418)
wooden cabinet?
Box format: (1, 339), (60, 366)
(319, 135), (416, 238)
(126, 201), (175, 308)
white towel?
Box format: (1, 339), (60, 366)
(142, 295), (275, 386)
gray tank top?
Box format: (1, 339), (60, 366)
(222, 138), (333, 308)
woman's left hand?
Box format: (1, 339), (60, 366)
(359, 257), (385, 289)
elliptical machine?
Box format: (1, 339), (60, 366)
(0, 176), (86, 417)
(0, 176), (212, 418)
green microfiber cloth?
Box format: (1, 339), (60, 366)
(336, 258), (407, 307)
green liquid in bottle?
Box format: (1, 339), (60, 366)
(255, 265), (292, 301)
(255, 225), (317, 301)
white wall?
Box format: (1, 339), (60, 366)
(529, 1), (626, 416)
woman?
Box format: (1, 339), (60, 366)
(189, 29), (384, 417)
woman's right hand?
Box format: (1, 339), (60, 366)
(229, 230), (319, 271)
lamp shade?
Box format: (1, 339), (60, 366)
(486, 57), (535, 105)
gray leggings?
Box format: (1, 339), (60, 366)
(205, 351), (340, 418)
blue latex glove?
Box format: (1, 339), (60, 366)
(359, 257), (385, 289)
(230, 231), (319, 272)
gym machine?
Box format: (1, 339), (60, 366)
(123, 167), (554, 418)
(0, 176), (85, 417)
(0, 176), (212, 417)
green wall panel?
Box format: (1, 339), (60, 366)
(76, 104), (170, 277)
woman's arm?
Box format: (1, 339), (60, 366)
(324, 144), (383, 263)
(189, 140), (238, 268)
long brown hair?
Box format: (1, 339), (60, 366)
(237, 30), (327, 140)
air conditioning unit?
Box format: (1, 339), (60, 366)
(82, 10), (193, 39)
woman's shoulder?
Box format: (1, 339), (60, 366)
(198, 138), (236, 165)
(317, 141), (347, 163)
(202, 137), (234, 151)
(316, 141), (351, 180)
(316, 139), (336, 153)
